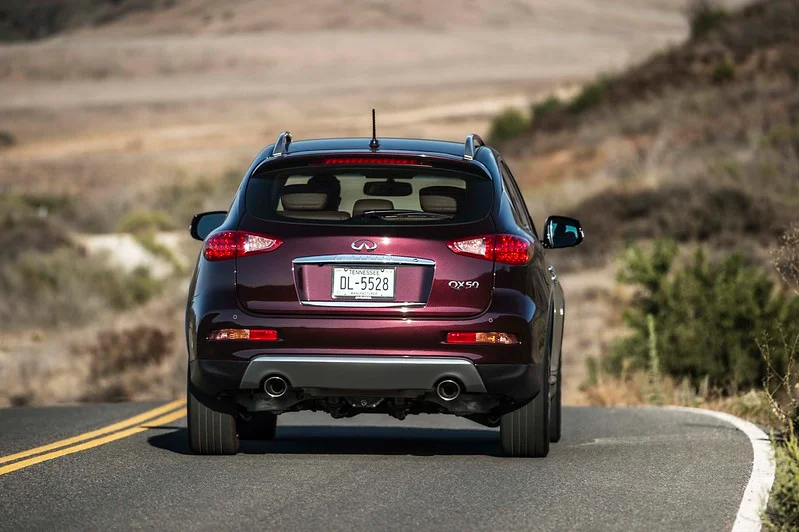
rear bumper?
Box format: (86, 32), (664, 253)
(190, 357), (540, 403)
(240, 355), (487, 392)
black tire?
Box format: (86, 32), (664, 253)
(237, 412), (277, 440)
(500, 366), (550, 457)
(187, 383), (239, 455)
(549, 366), (562, 443)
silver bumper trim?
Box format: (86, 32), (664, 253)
(239, 356), (487, 393)
(293, 254), (435, 266)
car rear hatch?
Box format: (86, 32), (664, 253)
(233, 154), (497, 318)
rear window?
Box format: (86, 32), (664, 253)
(245, 165), (493, 225)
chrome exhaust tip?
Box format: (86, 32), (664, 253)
(436, 379), (461, 402)
(263, 376), (289, 398)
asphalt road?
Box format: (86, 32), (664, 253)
(0, 404), (753, 531)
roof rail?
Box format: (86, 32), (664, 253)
(272, 131), (292, 157)
(463, 134), (485, 160)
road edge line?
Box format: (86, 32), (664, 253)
(664, 406), (775, 532)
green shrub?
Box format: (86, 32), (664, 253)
(487, 108), (529, 143)
(531, 96), (563, 121)
(712, 60), (736, 83)
(0, 130), (15, 147)
(116, 209), (176, 234)
(569, 77), (609, 115)
(604, 240), (799, 393)
(763, 434), (799, 530)
(687, 0), (729, 39)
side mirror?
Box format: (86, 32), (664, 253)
(543, 215), (583, 249)
(189, 211), (227, 241)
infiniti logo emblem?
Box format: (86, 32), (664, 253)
(351, 239), (378, 252)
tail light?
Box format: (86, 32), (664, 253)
(446, 332), (520, 345)
(208, 329), (279, 341)
(204, 231), (282, 261)
(321, 156), (423, 165)
(447, 234), (533, 265)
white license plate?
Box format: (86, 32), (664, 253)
(332, 267), (395, 299)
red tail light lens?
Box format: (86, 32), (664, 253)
(203, 231), (282, 261)
(208, 329), (279, 341)
(321, 157), (423, 165)
(447, 234), (533, 265)
(446, 332), (520, 345)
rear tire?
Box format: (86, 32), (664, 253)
(549, 367), (562, 443)
(237, 412), (277, 440)
(187, 383), (239, 455)
(500, 367), (550, 457)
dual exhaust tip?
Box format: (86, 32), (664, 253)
(264, 375), (462, 402)
(263, 375), (289, 398)
(436, 379), (461, 402)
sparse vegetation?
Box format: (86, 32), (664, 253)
(686, 0), (729, 39)
(531, 96), (562, 122)
(0, 193), (165, 330)
(712, 60), (736, 83)
(582, 369), (776, 425)
(487, 108), (529, 144)
(0, 247), (163, 330)
(116, 209), (176, 234)
(0, 130), (15, 147)
(563, 183), (789, 270)
(569, 77), (610, 115)
(0, 0), (175, 42)
(762, 225), (799, 430)
(83, 325), (176, 401)
(763, 433), (799, 530)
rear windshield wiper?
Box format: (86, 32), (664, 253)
(358, 209), (451, 221)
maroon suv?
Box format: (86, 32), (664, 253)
(186, 132), (583, 457)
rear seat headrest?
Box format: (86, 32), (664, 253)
(281, 210), (351, 220)
(353, 198), (394, 216)
(419, 186), (465, 214)
(281, 192), (329, 211)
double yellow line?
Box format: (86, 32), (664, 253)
(0, 398), (187, 476)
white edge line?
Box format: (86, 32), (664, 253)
(665, 406), (776, 532)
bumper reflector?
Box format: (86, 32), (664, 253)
(446, 332), (520, 345)
(208, 329), (279, 341)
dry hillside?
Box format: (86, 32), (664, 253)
(496, 0), (799, 398)
(0, 0), (755, 406)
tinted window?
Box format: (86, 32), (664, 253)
(500, 161), (537, 237)
(245, 166), (493, 225)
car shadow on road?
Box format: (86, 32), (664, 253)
(148, 425), (502, 457)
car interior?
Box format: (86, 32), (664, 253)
(276, 174), (467, 221)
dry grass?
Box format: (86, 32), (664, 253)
(580, 369), (778, 426)
(0, 285), (188, 407)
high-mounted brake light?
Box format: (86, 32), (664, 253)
(203, 231), (282, 261)
(447, 234), (533, 266)
(321, 157), (423, 166)
(446, 332), (520, 345)
(208, 329), (279, 341)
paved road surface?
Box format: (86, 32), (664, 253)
(0, 404), (753, 531)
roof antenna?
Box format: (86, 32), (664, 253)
(369, 108), (379, 150)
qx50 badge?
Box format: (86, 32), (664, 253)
(448, 280), (480, 290)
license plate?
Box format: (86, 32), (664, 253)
(332, 267), (395, 299)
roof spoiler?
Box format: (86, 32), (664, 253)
(464, 134), (484, 161)
(272, 131), (292, 157)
